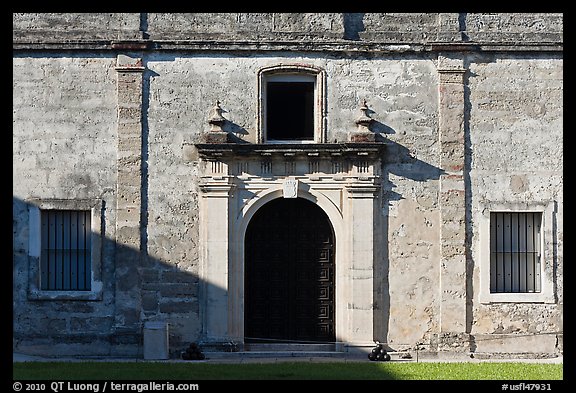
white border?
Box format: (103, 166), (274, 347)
(26, 198), (103, 301)
(258, 64), (326, 144)
(478, 201), (556, 304)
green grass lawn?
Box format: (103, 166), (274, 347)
(13, 361), (563, 380)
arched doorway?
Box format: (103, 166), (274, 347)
(244, 197), (335, 343)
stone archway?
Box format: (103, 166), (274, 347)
(195, 142), (385, 353)
(244, 197), (335, 344)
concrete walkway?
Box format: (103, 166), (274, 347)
(13, 352), (563, 364)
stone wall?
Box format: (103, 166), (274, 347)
(142, 53), (442, 350)
(12, 13), (142, 41)
(12, 13), (562, 357)
(13, 54), (119, 355)
(468, 53), (563, 355)
(13, 13), (562, 46)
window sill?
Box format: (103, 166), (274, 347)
(265, 139), (316, 144)
(479, 292), (555, 304)
(28, 287), (103, 301)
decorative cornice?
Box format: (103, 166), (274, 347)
(12, 39), (563, 53)
(115, 65), (145, 72)
(198, 181), (236, 196)
(111, 40), (150, 50)
(437, 68), (466, 84)
(345, 183), (381, 198)
(193, 142), (386, 161)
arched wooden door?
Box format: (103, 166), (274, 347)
(245, 197), (335, 343)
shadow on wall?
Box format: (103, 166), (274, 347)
(12, 195), (223, 359)
(372, 121), (445, 348)
(12, 116), (446, 357)
(343, 13), (366, 41)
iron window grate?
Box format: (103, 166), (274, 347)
(490, 212), (542, 293)
(40, 210), (91, 291)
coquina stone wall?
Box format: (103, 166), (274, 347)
(468, 54), (563, 355)
(13, 13), (562, 357)
(13, 54), (120, 355)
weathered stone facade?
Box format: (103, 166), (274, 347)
(13, 13), (562, 358)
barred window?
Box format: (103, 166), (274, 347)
(40, 210), (91, 291)
(490, 212), (542, 293)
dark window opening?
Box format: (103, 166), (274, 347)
(41, 210), (92, 291)
(266, 81), (314, 141)
(490, 212), (541, 294)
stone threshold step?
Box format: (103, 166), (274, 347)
(204, 351), (347, 359)
(203, 350), (413, 360)
(244, 343), (337, 352)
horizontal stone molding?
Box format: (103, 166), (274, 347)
(438, 68), (466, 84)
(13, 40), (563, 53)
(194, 142), (387, 160)
(199, 182), (236, 197)
(345, 183), (380, 198)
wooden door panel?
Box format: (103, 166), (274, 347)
(245, 198), (335, 343)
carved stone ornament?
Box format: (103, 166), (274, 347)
(350, 99), (376, 142)
(356, 100), (373, 130)
(208, 100), (226, 131)
(282, 177), (299, 198)
(204, 100), (229, 143)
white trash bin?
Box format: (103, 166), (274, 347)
(143, 321), (169, 360)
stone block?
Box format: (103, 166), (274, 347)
(473, 333), (559, 354)
(142, 292), (159, 311)
(117, 107), (142, 121)
(349, 131), (376, 142)
(159, 283), (198, 298)
(162, 271), (198, 283)
(273, 13), (343, 33)
(47, 319), (67, 334)
(70, 317), (112, 332)
(115, 227), (141, 247)
(441, 243), (467, 258)
(143, 321), (169, 360)
(115, 267), (140, 291)
(118, 136), (142, 152)
(141, 268), (160, 283)
(159, 300), (196, 314)
(202, 131), (229, 143)
(182, 144), (199, 162)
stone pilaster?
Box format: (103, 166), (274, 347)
(114, 54), (145, 342)
(344, 181), (379, 350)
(198, 158), (235, 344)
(437, 54), (467, 338)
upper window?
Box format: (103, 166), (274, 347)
(490, 212), (541, 293)
(267, 77), (314, 141)
(259, 65), (325, 143)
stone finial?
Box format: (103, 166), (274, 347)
(350, 99), (376, 142)
(204, 100), (229, 143)
(208, 100), (226, 132)
(355, 99), (373, 130)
